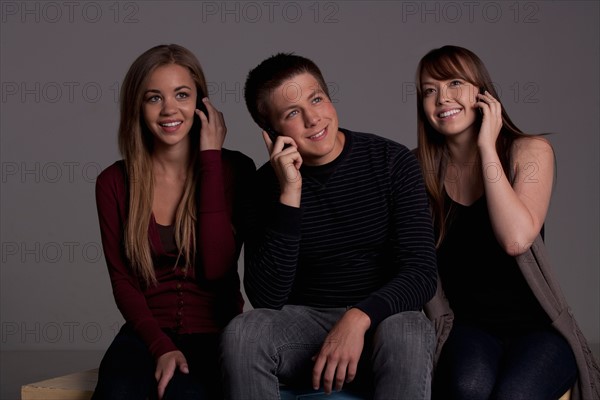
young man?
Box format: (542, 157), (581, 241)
(221, 53), (437, 400)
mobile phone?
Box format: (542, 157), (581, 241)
(478, 87), (486, 115)
(265, 127), (279, 143)
(265, 127), (292, 150)
(194, 95), (209, 127)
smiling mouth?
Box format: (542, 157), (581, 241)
(438, 109), (461, 118)
(160, 121), (182, 127)
(309, 128), (326, 140)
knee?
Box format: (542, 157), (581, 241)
(92, 381), (150, 400)
(162, 371), (215, 400)
(452, 379), (493, 400)
(375, 311), (435, 354)
(371, 311), (435, 377)
(220, 309), (277, 366)
(434, 365), (495, 400)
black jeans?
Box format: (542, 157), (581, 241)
(433, 322), (577, 400)
(92, 324), (221, 400)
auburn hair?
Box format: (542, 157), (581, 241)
(415, 45), (533, 246)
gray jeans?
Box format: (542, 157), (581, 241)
(220, 305), (435, 400)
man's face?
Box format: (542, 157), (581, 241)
(267, 72), (343, 166)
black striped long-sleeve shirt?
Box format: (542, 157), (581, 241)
(244, 129), (437, 327)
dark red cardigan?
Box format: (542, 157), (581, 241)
(95, 149), (254, 359)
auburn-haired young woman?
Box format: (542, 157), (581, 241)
(417, 45), (599, 400)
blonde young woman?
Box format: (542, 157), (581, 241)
(417, 45), (599, 400)
(92, 44), (254, 400)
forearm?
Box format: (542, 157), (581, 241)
(99, 215), (176, 359)
(355, 208), (437, 325)
(112, 283), (178, 359)
(355, 245), (437, 325)
(355, 149), (437, 325)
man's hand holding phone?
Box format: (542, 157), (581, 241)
(263, 131), (302, 208)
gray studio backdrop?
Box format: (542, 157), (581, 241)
(1, 0), (598, 363)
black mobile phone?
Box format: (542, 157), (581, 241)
(478, 87), (486, 115)
(194, 95), (209, 127)
(265, 127), (292, 150)
(266, 127), (279, 143)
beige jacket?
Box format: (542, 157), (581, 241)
(425, 235), (600, 400)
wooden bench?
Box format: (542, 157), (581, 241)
(20, 369), (363, 400)
(21, 369), (96, 400)
(21, 368), (572, 400)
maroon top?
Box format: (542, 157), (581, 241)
(95, 149), (254, 359)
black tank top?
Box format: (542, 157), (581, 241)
(437, 195), (550, 334)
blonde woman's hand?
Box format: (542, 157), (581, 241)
(197, 97), (227, 151)
(155, 350), (189, 400)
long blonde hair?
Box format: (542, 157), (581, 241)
(118, 44), (208, 286)
(415, 45), (530, 247)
